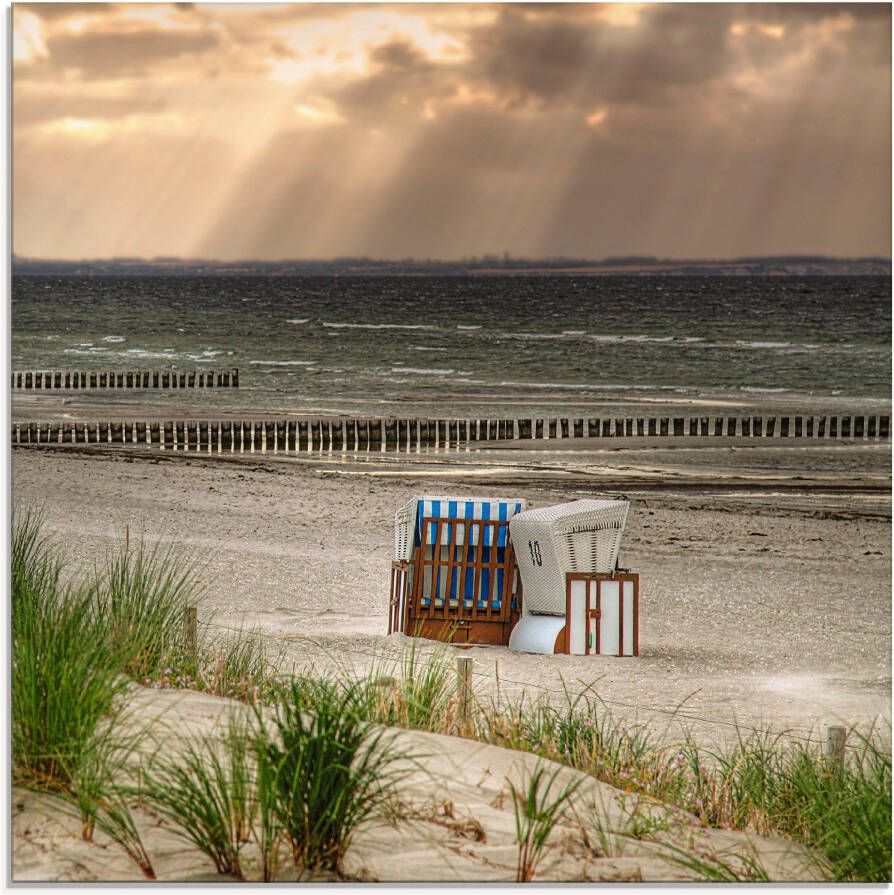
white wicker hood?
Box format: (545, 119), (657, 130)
(509, 498), (630, 616)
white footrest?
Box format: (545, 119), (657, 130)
(508, 615), (567, 655)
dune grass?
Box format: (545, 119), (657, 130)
(98, 538), (204, 680)
(509, 761), (582, 881)
(351, 641), (457, 732)
(135, 677), (410, 881)
(11, 511), (891, 882)
(141, 720), (255, 879)
(12, 510), (129, 795)
(259, 676), (409, 875)
(330, 655), (890, 883)
(198, 629), (285, 703)
(12, 510), (158, 877)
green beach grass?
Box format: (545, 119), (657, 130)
(11, 511), (892, 882)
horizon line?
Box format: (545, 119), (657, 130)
(13, 253), (893, 265)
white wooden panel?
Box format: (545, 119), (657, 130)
(568, 579), (588, 655)
(599, 580), (621, 655)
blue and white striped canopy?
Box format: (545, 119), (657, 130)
(414, 498), (526, 549)
(413, 497), (526, 610)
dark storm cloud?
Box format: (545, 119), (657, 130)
(469, 5), (738, 109)
(328, 38), (450, 123)
(463, 3), (885, 112)
(370, 38), (430, 71)
(42, 27), (220, 80)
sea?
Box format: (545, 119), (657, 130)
(11, 275), (892, 419)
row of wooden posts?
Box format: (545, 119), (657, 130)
(12, 413), (890, 450)
(11, 369), (239, 389)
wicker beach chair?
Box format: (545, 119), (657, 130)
(508, 499), (638, 655)
(389, 495), (528, 644)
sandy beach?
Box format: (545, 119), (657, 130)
(12, 683), (823, 883)
(12, 435), (891, 748)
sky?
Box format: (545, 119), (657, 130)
(12, 2), (892, 261)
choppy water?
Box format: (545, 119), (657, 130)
(12, 275), (891, 417)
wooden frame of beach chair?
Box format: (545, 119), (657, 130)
(390, 495), (528, 644)
(388, 560), (411, 636)
(395, 516), (520, 645)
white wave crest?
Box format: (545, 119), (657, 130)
(323, 322), (437, 330)
(249, 360), (316, 366)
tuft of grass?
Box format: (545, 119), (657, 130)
(66, 718), (141, 843)
(252, 722), (285, 882)
(771, 729), (891, 882)
(509, 761), (582, 882)
(12, 513), (128, 794)
(356, 642), (456, 732)
(198, 629), (285, 704)
(12, 506), (62, 601)
(141, 721), (255, 880)
(650, 838), (770, 881)
(91, 791), (157, 879)
(98, 539), (204, 679)
(259, 677), (408, 875)
(12, 510), (156, 878)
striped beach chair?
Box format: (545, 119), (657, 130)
(389, 495), (527, 645)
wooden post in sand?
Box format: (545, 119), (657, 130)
(184, 607), (198, 664)
(456, 657), (473, 729)
(825, 725), (846, 769)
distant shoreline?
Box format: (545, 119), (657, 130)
(12, 256), (892, 278)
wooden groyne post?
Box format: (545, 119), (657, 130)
(11, 412), (890, 450)
(12, 368), (239, 390)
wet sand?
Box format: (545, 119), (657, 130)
(12, 386), (891, 423)
(12, 436), (891, 747)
